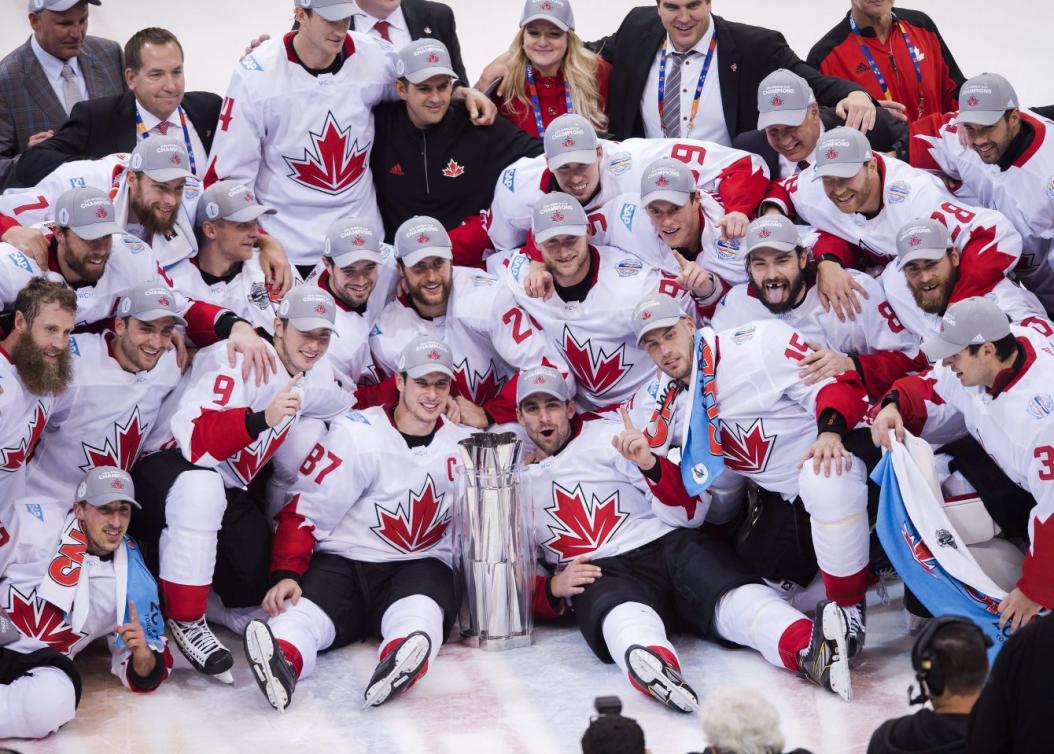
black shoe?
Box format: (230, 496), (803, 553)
(243, 619), (296, 711)
(363, 631), (431, 708)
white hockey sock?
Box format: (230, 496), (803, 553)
(379, 595), (445, 662)
(207, 590), (267, 634)
(269, 596), (337, 681)
(601, 601), (674, 676)
(713, 583), (807, 669)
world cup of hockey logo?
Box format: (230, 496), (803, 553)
(771, 95), (784, 107)
(655, 176), (669, 187)
(825, 149), (839, 160)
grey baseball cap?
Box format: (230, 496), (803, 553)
(812, 127), (873, 181)
(922, 297), (1012, 361)
(117, 281), (188, 326)
(757, 69), (815, 130)
(394, 216), (453, 267)
(76, 466), (140, 509)
(516, 365), (570, 405)
(896, 218), (951, 268)
(31, 0), (100, 11)
(324, 217), (384, 266)
(953, 73), (1020, 126)
(196, 180), (276, 226)
(532, 192), (588, 243)
(294, 0), (355, 22)
(544, 114), (599, 170)
(278, 286), (339, 335)
(129, 136), (193, 183)
(398, 335), (454, 379)
(743, 214), (800, 255)
(640, 158), (695, 208)
(397, 39), (457, 84)
(632, 293), (686, 342)
(520, 0), (575, 31)
(54, 186), (122, 241)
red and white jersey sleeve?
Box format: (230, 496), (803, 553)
(0, 155), (125, 230)
(487, 154), (549, 253)
(0, 354), (52, 519)
(203, 33), (397, 266)
(0, 243), (49, 307)
(270, 406), (471, 576)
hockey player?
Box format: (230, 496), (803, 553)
(873, 297), (1054, 631)
(516, 366), (852, 709)
(629, 293), (873, 654)
(882, 217), (1048, 344)
(0, 137), (291, 283)
(504, 193), (694, 410)
(910, 73), (1054, 312)
(203, 0), (495, 270)
(486, 113), (769, 255)
(0, 467), (172, 739)
(712, 214), (926, 399)
(370, 215), (570, 426)
(762, 127), (1024, 324)
(241, 336), (471, 710)
(25, 282), (184, 511)
(0, 277), (76, 520)
(131, 286), (350, 682)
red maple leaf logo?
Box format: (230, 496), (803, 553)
(441, 159), (465, 178)
(158, 296), (170, 307)
(283, 112), (370, 196)
(561, 326), (632, 398)
(542, 483), (627, 561)
(910, 236), (921, 247)
(825, 149), (839, 160)
(96, 207), (107, 219)
(759, 229), (771, 238)
(353, 235), (365, 246)
(0, 402), (48, 472)
(541, 1), (553, 9)
(371, 475), (450, 553)
(902, 523), (937, 575)
(4, 586), (85, 655)
(720, 418), (776, 473)
(315, 303), (327, 314)
(227, 422), (292, 486)
(771, 95), (784, 107)
(418, 233), (431, 244)
(563, 137), (575, 148)
(453, 358), (506, 405)
(427, 52), (440, 63)
(967, 96), (979, 107)
(170, 155), (182, 166)
(655, 176), (669, 187)
(245, 193), (255, 202)
(78, 407), (148, 472)
(551, 211), (565, 222)
(112, 479), (124, 490)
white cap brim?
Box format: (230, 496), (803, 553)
(400, 247), (452, 268)
(289, 317), (339, 336)
(330, 249), (384, 267)
(144, 167), (193, 183)
(951, 109), (1005, 127)
(520, 12), (571, 31)
(406, 363), (454, 379)
(534, 223), (587, 243)
(405, 67), (457, 84)
(921, 333), (967, 361)
(897, 248), (947, 269)
(812, 162), (865, 181)
(757, 107), (808, 130)
(745, 239), (798, 255)
(131, 308), (188, 326)
(636, 315), (683, 342)
(547, 149), (597, 170)
(314, 3), (356, 21)
(642, 189), (691, 208)
(224, 205), (276, 223)
(70, 220), (122, 240)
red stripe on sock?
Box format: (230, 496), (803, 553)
(276, 639), (303, 679)
(160, 580), (210, 621)
(778, 618), (813, 672)
(821, 566), (870, 607)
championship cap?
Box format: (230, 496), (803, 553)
(30, 0), (100, 11)
(117, 281), (188, 326)
(520, 0), (575, 31)
(640, 158), (695, 208)
(896, 218), (951, 268)
(921, 297), (1012, 361)
(54, 186), (122, 241)
(532, 192), (588, 242)
(742, 214), (800, 256)
(278, 286), (339, 335)
(196, 180), (276, 226)
(397, 39), (457, 84)
(324, 217), (384, 266)
(544, 113), (599, 169)
(394, 216), (452, 267)
(76, 466), (140, 509)
(953, 73), (1020, 126)
(757, 69), (815, 130)
(398, 335), (454, 379)
(516, 365), (570, 405)
(812, 127), (872, 181)
(129, 136), (194, 183)
(632, 293), (687, 343)
(294, 0), (355, 22)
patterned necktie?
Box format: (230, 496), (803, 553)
(661, 52), (687, 138)
(155, 121), (170, 136)
(60, 62), (83, 114)
(373, 20), (392, 42)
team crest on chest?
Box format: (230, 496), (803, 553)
(4, 587), (86, 655)
(561, 326), (632, 397)
(0, 401), (48, 472)
(79, 406), (148, 472)
(542, 483), (627, 561)
(371, 475), (450, 553)
(719, 418), (776, 474)
(283, 112), (370, 196)
(227, 422), (293, 485)
(453, 359), (506, 405)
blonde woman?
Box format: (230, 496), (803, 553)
(494, 0), (610, 138)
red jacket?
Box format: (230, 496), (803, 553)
(495, 58), (612, 138)
(807, 8), (964, 123)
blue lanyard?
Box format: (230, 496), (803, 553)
(848, 12), (925, 108)
(134, 106), (198, 176)
(657, 32), (718, 138)
(526, 64), (574, 137)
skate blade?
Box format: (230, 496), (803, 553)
(627, 649), (698, 713)
(244, 622), (288, 711)
(214, 669), (235, 685)
(362, 636), (430, 709)
(822, 603), (853, 703)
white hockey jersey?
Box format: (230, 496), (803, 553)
(144, 341), (350, 489)
(370, 266), (571, 423)
(0, 352), (52, 520)
(204, 33), (397, 265)
(25, 333), (181, 508)
(712, 270), (925, 398)
(0, 153), (200, 268)
(270, 406), (471, 574)
(486, 137), (769, 253)
(891, 325), (1054, 606)
(503, 246), (695, 410)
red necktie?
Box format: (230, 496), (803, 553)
(156, 121), (170, 136)
(373, 20), (392, 42)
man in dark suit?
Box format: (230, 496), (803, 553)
(0, 0), (124, 189)
(598, 1), (876, 144)
(15, 27), (221, 189)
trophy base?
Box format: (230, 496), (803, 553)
(460, 632), (533, 651)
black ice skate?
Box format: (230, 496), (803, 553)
(798, 600), (852, 702)
(844, 600), (867, 659)
(363, 631), (431, 708)
(167, 616), (234, 684)
(625, 644), (699, 713)
(243, 619), (296, 711)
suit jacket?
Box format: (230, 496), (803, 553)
(733, 106), (909, 179)
(598, 8), (866, 141)
(14, 90), (222, 188)
(0, 35), (125, 188)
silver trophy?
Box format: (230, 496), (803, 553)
(454, 432), (534, 650)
